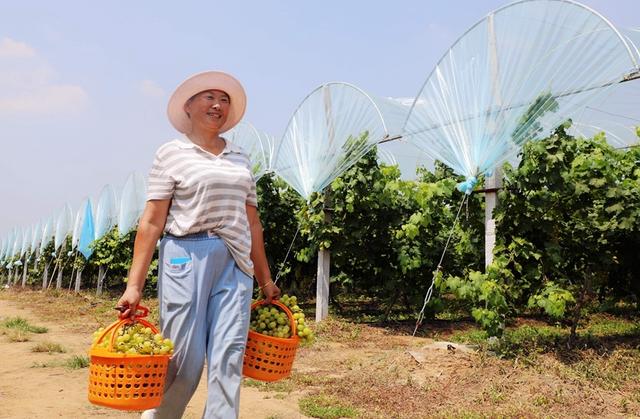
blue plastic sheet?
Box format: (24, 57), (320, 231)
(78, 199), (95, 260)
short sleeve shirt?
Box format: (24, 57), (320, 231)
(146, 137), (258, 277)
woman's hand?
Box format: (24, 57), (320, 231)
(261, 281), (281, 304)
(116, 287), (142, 319)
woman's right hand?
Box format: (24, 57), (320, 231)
(262, 282), (281, 304)
(116, 287), (142, 319)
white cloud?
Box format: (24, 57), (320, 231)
(0, 37), (36, 58)
(0, 85), (87, 114)
(140, 79), (165, 98)
(0, 37), (88, 116)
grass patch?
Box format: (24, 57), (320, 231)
(450, 328), (488, 345)
(243, 378), (295, 393)
(314, 317), (364, 344)
(6, 329), (30, 342)
(31, 360), (59, 368)
(1, 316), (48, 333)
(64, 355), (90, 369)
(290, 372), (329, 387)
(299, 395), (358, 419)
(582, 314), (640, 338)
(563, 348), (640, 390)
(31, 342), (66, 353)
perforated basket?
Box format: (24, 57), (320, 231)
(87, 306), (170, 411)
(243, 300), (300, 382)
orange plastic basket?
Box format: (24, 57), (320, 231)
(87, 306), (170, 411)
(243, 300), (300, 382)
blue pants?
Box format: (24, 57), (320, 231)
(147, 233), (254, 419)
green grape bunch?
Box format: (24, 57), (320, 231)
(249, 294), (314, 345)
(92, 323), (174, 355)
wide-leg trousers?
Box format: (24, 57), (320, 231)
(145, 232), (253, 419)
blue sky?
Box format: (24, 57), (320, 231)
(0, 0), (638, 236)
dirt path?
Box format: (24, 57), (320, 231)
(0, 299), (308, 419)
(4, 289), (639, 418)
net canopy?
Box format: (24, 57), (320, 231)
(11, 227), (22, 259)
(39, 217), (54, 255)
(569, 28), (640, 147)
(273, 82), (406, 200)
(95, 184), (118, 240)
(403, 0), (639, 182)
(54, 204), (73, 251)
(30, 221), (42, 256)
(1, 232), (8, 260)
(4, 228), (17, 260)
(117, 171), (146, 236)
(225, 121), (277, 180)
(19, 227), (31, 258)
(72, 202), (86, 249)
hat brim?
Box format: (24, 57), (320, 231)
(167, 71), (246, 134)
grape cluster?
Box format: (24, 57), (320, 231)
(92, 323), (174, 355)
(249, 294), (314, 344)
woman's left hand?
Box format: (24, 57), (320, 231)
(262, 282), (281, 304)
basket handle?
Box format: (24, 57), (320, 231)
(92, 305), (159, 351)
(251, 300), (298, 337)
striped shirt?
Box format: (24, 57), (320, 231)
(147, 137), (257, 277)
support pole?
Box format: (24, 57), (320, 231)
(21, 258), (28, 287)
(74, 267), (83, 293)
(56, 265), (64, 289)
(316, 248), (330, 322)
(42, 262), (49, 290)
(96, 266), (106, 295)
(315, 85), (335, 323)
(316, 188), (332, 322)
(484, 169), (502, 267)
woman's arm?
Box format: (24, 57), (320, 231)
(116, 199), (171, 318)
(246, 204), (280, 303)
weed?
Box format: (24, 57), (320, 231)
(290, 372), (319, 387)
(1, 317), (48, 333)
(64, 355), (90, 369)
(6, 329), (30, 342)
(31, 342), (66, 353)
(533, 394), (549, 406)
(450, 329), (488, 345)
(243, 378), (295, 393)
(480, 383), (504, 404)
(299, 395), (358, 419)
(568, 349), (640, 390)
(31, 360), (60, 368)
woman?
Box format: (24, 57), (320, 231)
(117, 70), (280, 419)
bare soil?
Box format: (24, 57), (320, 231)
(1, 289), (639, 418)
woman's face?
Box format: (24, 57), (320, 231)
(184, 89), (230, 132)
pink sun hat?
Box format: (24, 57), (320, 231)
(167, 70), (247, 134)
